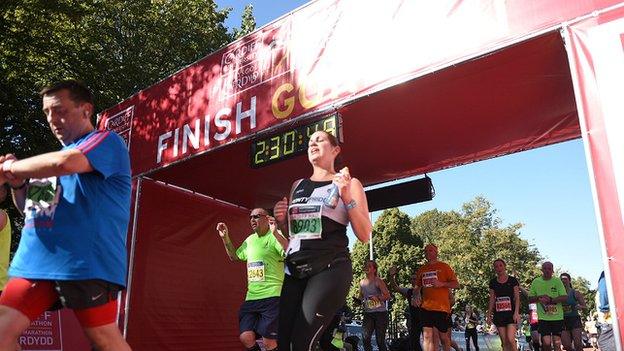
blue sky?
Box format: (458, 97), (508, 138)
(216, 0), (606, 283)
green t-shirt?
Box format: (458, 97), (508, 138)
(529, 276), (566, 321)
(236, 230), (285, 301)
(0, 211), (11, 291)
(522, 325), (531, 336)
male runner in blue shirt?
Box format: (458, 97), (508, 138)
(0, 80), (132, 351)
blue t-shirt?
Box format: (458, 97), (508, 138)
(598, 271), (609, 313)
(10, 131), (131, 287)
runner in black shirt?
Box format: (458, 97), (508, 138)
(486, 259), (520, 351)
(273, 131), (372, 350)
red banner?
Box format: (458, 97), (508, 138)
(19, 309), (93, 351)
(565, 6), (624, 346)
(98, 0), (624, 176)
(125, 179), (249, 350)
(20, 311), (62, 351)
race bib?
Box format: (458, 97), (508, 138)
(25, 177), (62, 221)
(495, 296), (512, 312)
(422, 271), (438, 288)
(364, 297), (382, 311)
(529, 303), (539, 324)
(247, 261), (265, 282)
(544, 304), (558, 315)
(288, 204), (323, 240)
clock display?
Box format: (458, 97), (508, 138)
(251, 114), (342, 168)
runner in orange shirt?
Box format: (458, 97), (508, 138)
(413, 244), (459, 351)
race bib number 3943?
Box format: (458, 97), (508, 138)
(288, 204), (322, 240)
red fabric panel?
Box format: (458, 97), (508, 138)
(97, 0), (622, 176)
(20, 310), (90, 351)
(338, 32), (579, 185)
(126, 179), (250, 350)
(117, 178), (140, 331)
(58, 309), (92, 350)
(567, 9), (624, 345)
(152, 32), (580, 210)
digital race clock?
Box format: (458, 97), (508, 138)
(251, 114), (342, 168)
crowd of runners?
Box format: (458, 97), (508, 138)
(0, 80), (617, 351)
(216, 188), (616, 351)
(388, 260), (615, 351)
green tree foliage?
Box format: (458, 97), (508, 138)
(2, 0), (236, 148)
(232, 4), (256, 39)
(0, 0), (254, 252)
(411, 208), (461, 245)
(571, 275), (596, 319)
(348, 198), (549, 328)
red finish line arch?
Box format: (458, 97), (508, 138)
(89, 1), (624, 350)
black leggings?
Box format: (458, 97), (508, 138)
(278, 260), (353, 351)
(465, 328), (479, 351)
(409, 313), (423, 351)
(363, 311), (388, 351)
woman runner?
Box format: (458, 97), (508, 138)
(560, 273), (586, 351)
(464, 305), (480, 351)
(274, 130), (372, 350)
(486, 259), (520, 351)
(359, 260), (390, 351)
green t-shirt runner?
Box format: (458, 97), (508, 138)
(529, 276), (566, 321)
(236, 229), (285, 301)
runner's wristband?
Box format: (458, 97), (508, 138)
(2, 159), (16, 180)
(345, 199), (357, 210)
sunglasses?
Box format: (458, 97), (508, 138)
(249, 214), (267, 220)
